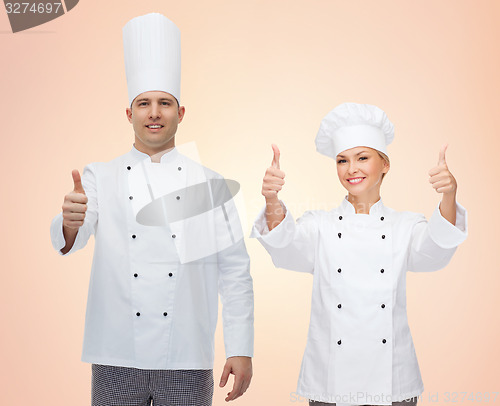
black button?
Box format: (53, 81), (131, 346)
(136, 312), (141, 316)
(168, 273), (173, 277)
(338, 232), (342, 238)
(339, 215), (343, 220)
(337, 340), (342, 345)
(381, 304), (386, 308)
(163, 312), (168, 316)
(178, 166), (182, 171)
(380, 216), (385, 221)
(171, 234), (176, 238)
(132, 234), (136, 239)
(382, 235), (386, 239)
(134, 273), (138, 277)
(176, 196), (180, 200)
(127, 166), (131, 170)
(337, 304), (342, 309)
(337, 268), (342, 273)
(382, 339), (387, 344)
(129, 196), (133, 200)
(380, 269), (385, 273)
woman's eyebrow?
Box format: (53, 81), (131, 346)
(337, 151), (369, 158)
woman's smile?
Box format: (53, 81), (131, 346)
(347, 177), (366, 184)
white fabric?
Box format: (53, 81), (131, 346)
(315, 103), (395, 158)
(123, 13), (181, 105)
(50, 146), (254, 369)
(251, 197), (467, 405)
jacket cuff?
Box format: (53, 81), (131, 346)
(224, 323), (254, 358)
(428, 201), (468, 249)
(249, 201), (296, 248)
(50, 213), (82, 256)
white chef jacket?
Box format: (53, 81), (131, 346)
(251, 197), (467, 405)
(50, 146), (254, 370)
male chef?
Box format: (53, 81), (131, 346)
(50, 13), (253, 406)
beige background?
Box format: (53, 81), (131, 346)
(1, 0), (498, 405)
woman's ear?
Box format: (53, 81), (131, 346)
(382, 160), (390, 173)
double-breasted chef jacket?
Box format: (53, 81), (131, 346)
(251, 197), (467, 405)
(50, 146), (254, 370)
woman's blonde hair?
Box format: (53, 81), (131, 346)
(377, 151), (390, 180)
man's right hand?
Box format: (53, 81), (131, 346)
(261, 144), (285, 202)
(62, 169), (88, 229)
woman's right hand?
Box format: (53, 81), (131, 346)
(262, 144), (286, 202)
(263, 144), (286, 230)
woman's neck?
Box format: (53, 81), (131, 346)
(347, 192), (381, 214)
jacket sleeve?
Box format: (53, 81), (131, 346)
(49, 164), (98, 256)
(407, 201), (468, 272)
(217, 197), (254, 359)
(250, 201), (318, 274)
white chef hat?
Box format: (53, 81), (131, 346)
(123, 13), (181, 106)
(315, 103), (394, 158)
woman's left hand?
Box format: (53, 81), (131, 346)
(428, 144), (457, 196)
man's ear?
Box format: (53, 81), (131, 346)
(178, 106), (186, 123)
(126, 107), (133, 123)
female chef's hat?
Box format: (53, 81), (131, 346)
(123, 13), (181, 106)
(315, 103), (395, 158)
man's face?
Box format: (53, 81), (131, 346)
(126, 91), (185, 154)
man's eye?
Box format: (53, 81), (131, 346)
(161, 102), (171, 106)
(138, 102), (147, 106)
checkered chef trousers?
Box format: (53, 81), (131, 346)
(91, 364), (214, 406)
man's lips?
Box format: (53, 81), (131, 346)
(347, 177), (365, 184)
(146, 124), (164, 129)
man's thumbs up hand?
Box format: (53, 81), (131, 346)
(262, 144), (286, 201)
(428, 143), (457, 195)
(62, 169), (88, 229)
(271, 144), (280, 170)
(72, 169), (86, 195)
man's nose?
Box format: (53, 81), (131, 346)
(149, 103), (161, 118)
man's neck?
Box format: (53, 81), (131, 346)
(134, 143), (175, 163)
(150, 146), (175, 163)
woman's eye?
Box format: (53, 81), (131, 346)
(337, 159), (346, 164)
(359, 156), (368, 161)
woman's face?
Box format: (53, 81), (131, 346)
(336, 146), (389, 198)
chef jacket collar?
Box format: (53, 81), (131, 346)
(340, 195), (385, 215)
(130, 144), (180, 164)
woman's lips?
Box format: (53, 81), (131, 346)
(347, 177), (365, 184)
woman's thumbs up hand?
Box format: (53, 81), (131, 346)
(428, 144), (457, 195)
(262, 144), (286, 201)
(62, 169), (88, 229)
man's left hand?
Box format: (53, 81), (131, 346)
(219, 356), (253, 402)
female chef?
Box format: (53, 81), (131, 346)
(250, 103), (468, 406)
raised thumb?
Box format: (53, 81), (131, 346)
(72, 169), (85, 194)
